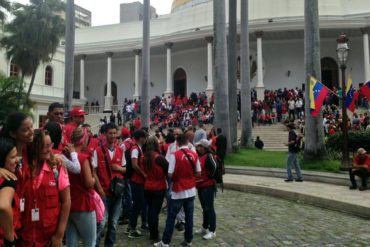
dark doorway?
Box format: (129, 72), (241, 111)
(173, 68), (187, 97)
(104, 81), (118, 105)
(321, 57), (339, 90)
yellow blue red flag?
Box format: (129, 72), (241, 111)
(345, 72), (355, 112)
(309, 76), (330, 117)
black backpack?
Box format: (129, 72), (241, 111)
(293, 135), (303, 153)
(205, 152), (225, 191)
(124, 143), (141, 179)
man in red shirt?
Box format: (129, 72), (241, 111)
(63, 107), (88, 144)
(349, 148), (370, 191)
(46, 102), (64, 124)
(135, 117), (141, 130)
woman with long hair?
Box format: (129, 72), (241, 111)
(17, 129), (70, 247)
(0, 138), (21, 247)
(143, 136), (168, 241)
(65, 128), (96, 247)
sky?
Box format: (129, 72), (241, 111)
(10, 0), (173, 26)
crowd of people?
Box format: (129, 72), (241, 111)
(0, 102), (227, 247)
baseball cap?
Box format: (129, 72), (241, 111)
(70, 107), (88, 117)
(121, 127), (130, 138)
(195, 139), (210, 148)
(357, 148), (367, 155)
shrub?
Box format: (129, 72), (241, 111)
(326, 131), (370, 154)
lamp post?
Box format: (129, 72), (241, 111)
(336, 34), (350, 171)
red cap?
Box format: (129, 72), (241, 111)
(70, 107), (88, 117)
(121, 127), (130, 139)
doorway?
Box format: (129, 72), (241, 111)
(321, 57), (339, 90)
(104, 81), (118, 105)
(173, 68), (187, 97)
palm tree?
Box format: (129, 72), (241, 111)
(141, 0), (150, 128)
(0, 0), (11, 24)
(303, 0), (327, 160)
(0, 0), (65, 100)
(213, 0), (231, 153)
(64, 0), (75, 111)
(240, 0), (253, 148)
(228, 0), (238, 150)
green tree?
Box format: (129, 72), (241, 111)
(0, 75), (33, 126)
(0, 0), (65, 99)
(0, 0), (11, 24)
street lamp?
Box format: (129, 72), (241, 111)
(336, 34), (350, 171)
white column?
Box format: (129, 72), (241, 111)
(104, 52), (114, 112)
(133, 49), (141, 100)
(164, 42), (174, 98)
(80, 55), (86, 101)
(361, 27), (370, 82)
(205, 36), (214, 101)
(255, 31), (265, 101)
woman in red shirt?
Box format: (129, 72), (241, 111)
(66, 128), (96, 247)
(195, 140), (216, 241)
(143, 136), (168, 241)
(17, 130), (70, 247)
(0, 138), (21, 247)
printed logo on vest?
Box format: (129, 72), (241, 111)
(49, 181), (57, 186)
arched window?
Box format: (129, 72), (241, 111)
(10, 61), (19, 77)
(45, 66), (53, 86)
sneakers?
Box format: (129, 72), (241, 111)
(295, 179), (303, 182)
(284, 179), (293, 182)
(140, 224), (150, 232)
(359, 186), (367, 191)
(203, 231), (216, 240)
(175, 222), (185, 232)
(153, 241), (169, 247)
(195, 227), (209, 235)
(349, 185), (358, 190)
(180, 240), (192, 246)
(128, 229), (143, 238)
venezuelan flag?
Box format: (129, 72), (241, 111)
(360, 81), (370, 101)
(309, 76), (330, 117)
(345, 73), (355, 112)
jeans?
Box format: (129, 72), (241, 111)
(162, 197), (195, 245)
(145, 190), (166, 239)
(121, 178), (132, 219)
(95, 196), (122, 247)
(167, 179), (185, 223)
(129, 181), (145, 229)
(198, 186), (216, 232)
(349, 168), (370, 187)
(66, 211), (97, 247)
(286, 152), (303, 180)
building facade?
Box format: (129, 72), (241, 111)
(120, 2), (158, 23)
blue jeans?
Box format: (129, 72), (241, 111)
(162, 197), (195, 245)
(95, 196), (122, 247)
(198, 186), (216, 232)
(121, 178), (132, 218)
(129, 181), (145, 229)
(145, 190), (166, 239)
(286, 152), (303, 180)
(66, 211), (97, 247)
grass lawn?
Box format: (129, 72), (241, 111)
(225, 149), (342, 173)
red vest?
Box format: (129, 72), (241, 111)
(0, 179), (21, 246)
(96, 145), (124, 197)
(130, 145), (145, 185)
(144, 152), (167, 191)
(17, 163), (61, 247)
(172, 149), (198, 192)
(69, 153), (95, 212)
(83, 137), (99, 159)
(196, 154), (215, 189)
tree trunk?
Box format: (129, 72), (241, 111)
(228, 0), (238, 151)
(303, 0), (327, 160)
(240, 0), (253, 148)
(64, 0), (75, 112)
(214, 0), (232, 153)
(24, 67), (37, 110)
(141, 0), (150, 128)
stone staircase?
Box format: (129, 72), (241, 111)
(250, 123), (288, 151)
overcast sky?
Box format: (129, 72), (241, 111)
(10, 0), (173, 26)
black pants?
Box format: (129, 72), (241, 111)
(289, 109), (295, 120)
(145, 189), (166, 239)
(349, 168), (370, 187)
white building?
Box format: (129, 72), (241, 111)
(73, 0), (370, 112)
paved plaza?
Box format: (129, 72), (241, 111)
(110, 189), (370, 247)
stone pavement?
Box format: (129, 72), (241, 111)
(224, 174), (370, 218)
(109, 189), (370, 247)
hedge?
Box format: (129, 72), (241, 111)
(326, 130), (370, 153)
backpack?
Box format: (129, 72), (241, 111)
(124, 143), (141, 179)
(293, 135), (303, 153)
(205, 152), (225, 191)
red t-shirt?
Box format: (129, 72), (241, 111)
(354, 154), (370, 172)
(135, 119), (141, 130)
(63, 123), (78, 145)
